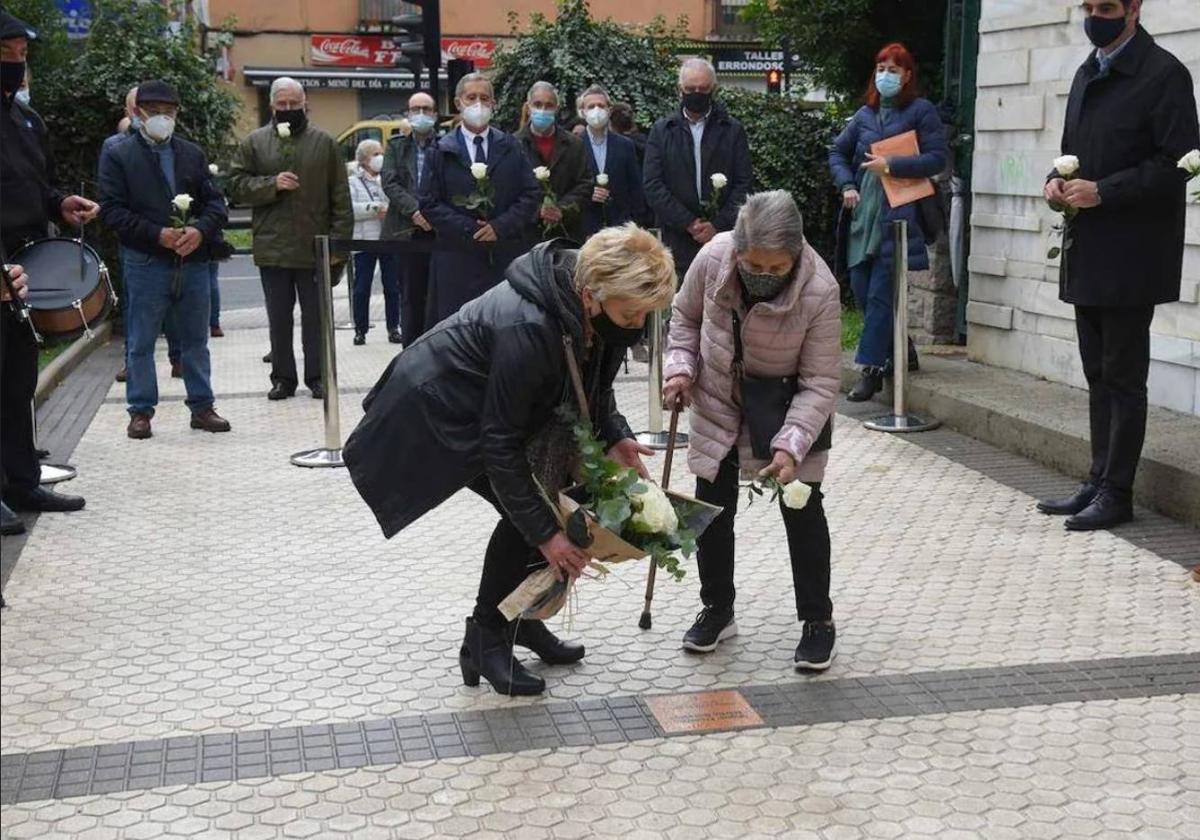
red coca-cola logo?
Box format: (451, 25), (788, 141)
(442, 39), (495, 67)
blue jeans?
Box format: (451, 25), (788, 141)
(209, 261), (221, 328)
(352, 251), (401, 334)
(849, 257), (893, 369)
(124, 252), (214, 417)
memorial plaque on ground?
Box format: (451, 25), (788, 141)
(644, 690), (764, 734)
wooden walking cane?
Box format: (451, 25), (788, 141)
(638, 398), (681, 630)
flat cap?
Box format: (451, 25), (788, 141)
(136, 79), (180, 106)
(0, 9), (38, 41)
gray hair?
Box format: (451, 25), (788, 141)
(355, 138), (382, 162)
(575, 84), (611, 110)
(269, 76), (305, 105)
(526, 80), (559, 105)
(678, 57), (717, 87)
(455, 72), (493, 100)
(732, 191), (805, 258)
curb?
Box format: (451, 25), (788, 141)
(34, 320), (113, 407)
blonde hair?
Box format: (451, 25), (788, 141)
(575, 224), (676, 308)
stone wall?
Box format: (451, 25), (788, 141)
(967, 0), (1200, 415)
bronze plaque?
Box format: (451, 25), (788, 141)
(645, 690), (764, 734)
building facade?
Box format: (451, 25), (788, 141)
(966, 0), (1200, 415)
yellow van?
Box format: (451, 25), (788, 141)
(336, 119), (411, 161)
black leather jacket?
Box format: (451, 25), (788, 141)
(344, 240), (633, 546)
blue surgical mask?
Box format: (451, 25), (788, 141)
(875, 70), (903, 99)
(529, 109), (556, 131)
(409, 113), (436, 134)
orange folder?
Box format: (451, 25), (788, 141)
(870, 130), (935, 207)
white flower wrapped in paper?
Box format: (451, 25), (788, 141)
(780, 481), (812, 510)
(172, 194), (193, 214)
(1053, 155), (1080, 178)
(1178, 149), (1200, 175)
(470, 162), (488, 180)
(629, 482), (678, 535)
(596, 173), (609, 186)
(276, 122), (292, 139)
(711, 172), (728, 190)
(533, 166), (551, 181)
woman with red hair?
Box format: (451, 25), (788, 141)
(829, 42), (947, 401)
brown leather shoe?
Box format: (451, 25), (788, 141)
(190, 408), (231, 433)
(170, 360), (183, 378)
(115, 365), (127, 383)
(127, 413), (152, 439)
(210, 325), (224, 338)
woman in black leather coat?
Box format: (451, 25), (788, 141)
(344, 224), (677, 695)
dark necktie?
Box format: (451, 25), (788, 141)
(473, 135), (486, 165)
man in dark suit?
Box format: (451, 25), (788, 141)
(1037, 0), (1198, 531)
(419, 73), (541, 325)
(515, 81), (591, 244)
(576, 84), (646, 238)
(382, 90), (439, 344)
(98, 80), (231, 440)
(644, 57), (753, 282)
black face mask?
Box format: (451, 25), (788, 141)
(274, 108), (308, 135)
(590, 307), (643, 348)
(681, 91), (712, 115)
(1085, 14), (1128, 49)
(0, 61), (25, 98)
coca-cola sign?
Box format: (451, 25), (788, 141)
(310, 35), (494, 69)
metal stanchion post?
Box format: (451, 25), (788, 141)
(291, 236), (346, 467)
(334, 255), (355, 330)
(635, 308), (689, 451)
(864, 220), (940, 434)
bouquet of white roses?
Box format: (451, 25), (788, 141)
(1179, 149), (1200, 201)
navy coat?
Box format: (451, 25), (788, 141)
(828, 97), (947, 272)
(581, 130), (646, 237)
(419, 127), (541, 325)
(98, 133), (227, 263)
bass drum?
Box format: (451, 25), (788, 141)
(10, 237), (115, 341)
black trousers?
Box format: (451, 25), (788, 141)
(695, 449), (833, 622)
(1074, 305), (1155, 496)
(468, 476), (549, 630)
(261, 267), (321, 390)
(0, 306), (40, 496)
(402, 230), (432, 344)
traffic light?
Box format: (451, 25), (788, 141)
(766, 68), (782, 95)
(392, 0), (442, 103)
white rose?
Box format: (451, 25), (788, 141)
(596, 173), (609, 186)
(1053, 155), (1080, 178)
(208, 163), (220, 175)
(172, 194), (193, 214)
(629, 483), (679, 535)
(470, 162), (488, 180)
(1177, 149), (1200, 174)
(533, 166), (551, 182)
(276, 122), (292, 139)
(780, 481), (812, 510)
(711, 172), (728, 190)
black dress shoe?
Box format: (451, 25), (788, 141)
(509, 619), (585, 665)
(310, 383), (325, 400)
(5, 486), (85, 513)
(1, 502), (25, 536)
(846, 368), (883, 402)
(267, 383), (295, 401)
(262, 351), (272, 364)
(388, 329), (403, 345)
(460, 617), (545, 696)
(353, 332), (366, 346)
(1066, 491), (1133, 531)
(1037, 483), (1098, 516)
(34, 447), (50, 461)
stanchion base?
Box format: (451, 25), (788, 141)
(290, 448), (345, 468)
(39, 464), (77, 484)
(635, 431), (689, 451)
(334, 321), (356, 331)
(863, 414), (941, 434)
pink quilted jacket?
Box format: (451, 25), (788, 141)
(664, 232), (842, 483)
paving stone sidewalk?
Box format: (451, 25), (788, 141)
(1, 303), (1196, 838)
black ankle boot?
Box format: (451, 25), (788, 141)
(847, 368), (884, 402)
(509, 620), (585, 665)
(460, 617), (546, 696)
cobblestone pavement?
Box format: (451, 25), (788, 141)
(2, 299), (1197, 838)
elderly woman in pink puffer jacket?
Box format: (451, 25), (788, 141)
(663, 190), (842, 671)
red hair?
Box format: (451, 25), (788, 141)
(865, 42), (919, 109)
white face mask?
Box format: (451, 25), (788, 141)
(142, 113), (176, 143)
(367, 154), (384, 173)
(584, 106), (609, 129)
(461, 102), (493, 130)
